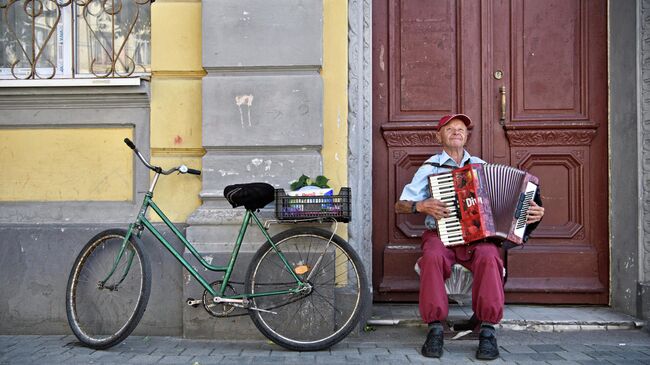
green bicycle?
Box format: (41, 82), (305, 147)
(65, 138), (369, 351)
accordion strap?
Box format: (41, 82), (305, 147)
(423, 159), (472, 169)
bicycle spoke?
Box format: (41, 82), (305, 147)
(67, 230), (150, 350)
(246, 227), (367, 350)
(310, 288), (343, 316)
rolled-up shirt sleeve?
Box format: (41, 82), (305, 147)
(399, 165), (433, 202)
(397, 151), (485, 231)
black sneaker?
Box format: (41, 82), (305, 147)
(476, 330), (500, 360)
(421, 326), (444, 358)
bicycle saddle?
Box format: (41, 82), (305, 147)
(224, 183), (275, 210)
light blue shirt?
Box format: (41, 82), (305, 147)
(399, 150), (486, 229)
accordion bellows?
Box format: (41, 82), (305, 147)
(428, 163), (539, 246)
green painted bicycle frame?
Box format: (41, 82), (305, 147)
(106, 191), (305, 300)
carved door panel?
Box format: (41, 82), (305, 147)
(372, 0), (608, 304)
(372, 0), (485, 301)
(493, 0), (608, 304)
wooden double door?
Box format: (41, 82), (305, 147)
(372, 0), (608, 304)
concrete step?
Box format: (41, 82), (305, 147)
(368, 303), (646, 332)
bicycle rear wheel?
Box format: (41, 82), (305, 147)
(66, 228), (151, 349)
(245, 227), (369, 351)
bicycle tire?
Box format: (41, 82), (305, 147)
(65, 228), (151, 350)
(245, 226), (369, 351)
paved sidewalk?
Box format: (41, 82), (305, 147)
(1, 305), (648, 364)
(1, 327), (650, 364)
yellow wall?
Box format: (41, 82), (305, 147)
(0, 128), (132, 201)
(322, 0), (348, 193)
(322, 0), (349, 237)
(150, 0), (204, 222)
(148, 0), (346, 222)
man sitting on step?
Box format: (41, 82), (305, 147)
(395, 114), (545, 361)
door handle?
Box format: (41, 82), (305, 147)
(499, 86), (506, 126)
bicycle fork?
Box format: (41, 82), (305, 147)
(99, 227), (139, 291)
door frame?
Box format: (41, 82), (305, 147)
(349, 0), (638, 310)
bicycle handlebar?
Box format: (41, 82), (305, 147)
(124, 138), (137, 150)
(124, 138), (201, 176)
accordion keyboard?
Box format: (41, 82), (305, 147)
(428, 173), (465, 246)
(512, 181), (538, 239)
(427, 163), (540, 246)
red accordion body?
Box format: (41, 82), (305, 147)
(427, 163), (539, 246)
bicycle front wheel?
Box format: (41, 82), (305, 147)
(66, 229), (151, 350)
(245, 227), (369, 351)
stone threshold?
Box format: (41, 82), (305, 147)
(367, 303), (646, 332)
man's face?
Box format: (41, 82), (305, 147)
(437, 119), (468, 149)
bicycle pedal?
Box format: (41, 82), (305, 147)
(186, 298), (202, 307)
(249, 307), (277, 315)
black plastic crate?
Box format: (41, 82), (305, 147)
(275, 187), (351, 223)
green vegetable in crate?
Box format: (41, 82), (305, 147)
(290, 174), (330, 191)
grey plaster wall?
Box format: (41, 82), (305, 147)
(610, 0), (640, 316)
(0, 224), (184, 335)
(639, 0), (650, 325)
(203, 0), (322, 68)
(189, 0), (326, 337)
(202, 74), (323, 147)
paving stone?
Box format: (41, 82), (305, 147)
(588, 350), (625, 359)
(179, 347), (214, 356)
(406, 354), (443, 363)
(127, 354), (164, 363)
(560, 344), (598, 353)
(358, 346), (390, 355)
(342, 354), (366, 362)
(387, 346), (420, 355)
(618, 351), (650, 360)
(432, 358), (473, 365)
(499, 344), (535, 354)
(575, 360), (618, 365)
(328, 347), (360, 355)
(529, 352), (565, 361)
(197, 355), (240, 365)
(545, 361), (582, 365)
(150, 346), (185, 355)
(594, 344), (632, 351)
(499, 352), (542, 362)
(530, 344), (565, 352)
(157, 355), (195, 364)
(558, 351), (595, 361)
(374, 354), (410, 362)
(605, 359), (646, 365)
(253, 355), (288, 363)
(315, 355), (349, 364)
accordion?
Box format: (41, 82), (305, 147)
(427, 163), (539, 246)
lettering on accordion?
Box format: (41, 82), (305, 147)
(427, 163), (538, 246)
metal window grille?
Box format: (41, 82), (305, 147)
(0, 0), (151, 79)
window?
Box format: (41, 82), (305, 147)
(0, 0), (151, 79)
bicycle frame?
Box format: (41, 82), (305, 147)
(104, 179), (305, 301)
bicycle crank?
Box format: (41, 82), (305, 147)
(202, 281), (240, 317)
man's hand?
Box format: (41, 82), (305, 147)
(526, 200), (544, 224)
(417, 198), (450, 220)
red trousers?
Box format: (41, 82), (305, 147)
(418, 229), (504, 324)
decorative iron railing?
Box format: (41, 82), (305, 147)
(0, 0), (151, 79)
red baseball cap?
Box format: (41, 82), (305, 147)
(437, 114), (472, 130)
